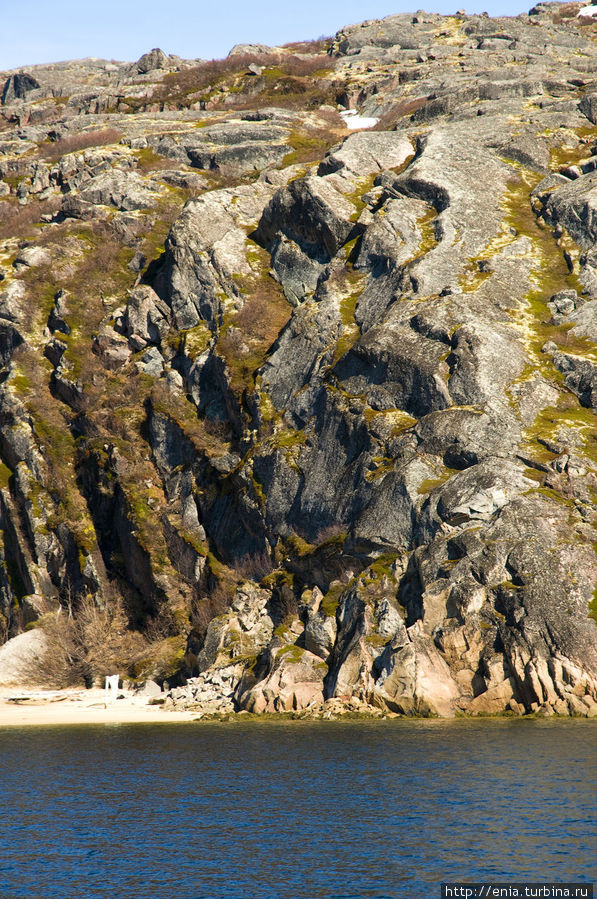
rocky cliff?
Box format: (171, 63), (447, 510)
(1, 2), (597, 716)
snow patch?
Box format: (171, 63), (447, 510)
(340, 110), (379, 130)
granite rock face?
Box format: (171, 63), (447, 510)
(0, 5), (596, 715)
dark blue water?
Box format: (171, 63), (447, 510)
(0, 719), (594, 899)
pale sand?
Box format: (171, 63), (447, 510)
(0, 688), (199, 727)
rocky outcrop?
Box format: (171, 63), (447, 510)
(134, 49), (170, 75)
(0, 6), (595, 716)
(1, 73), (40, 105)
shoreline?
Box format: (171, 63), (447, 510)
(1, 688), (596, 727)
(0, 687), (199, 726)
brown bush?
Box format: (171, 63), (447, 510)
(314, 522), (347, 544)
(217, 265), (293, 395)
(29, 594), (144, 687)
(166, 51), (328, 91)
(0, 196), (61, 241)
(282, 121), (346, 165)
(41, 128), (122, 160)
(316, 107), (346, 129)
(235, 291), (281, 341)
(372, 96), (429, 131)
(275, 54), (333, 77)
(191, 584), (231, 635)
(156, 52), (336, 110)
(143, 605), (184, 642)
(234, 551), (273, 581)
(282, 37), (332, 54)
(552, 2), (585, 21)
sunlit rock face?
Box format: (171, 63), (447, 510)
(0, 5), (597, 715)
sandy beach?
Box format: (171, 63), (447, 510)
(0, 687), (199, 726)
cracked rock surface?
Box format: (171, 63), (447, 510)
(0, 4), (597, 716)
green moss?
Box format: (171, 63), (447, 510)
(501, 172), (587, 383)
(318, 531), (347, 551)
(180, 324), (212, 360)
(277, 643), (306, 663)
(249, 469), (266, 508)
(495, 167), (597, 476)
(363, 407), (417, 436)
(119, 478), (170, 570)
(342, 236), (360, 259)
(134, 147), (171, 173)
(498, 580), (522, 591)
(523, 467), (545, 485)
(0, 461), (13, 490)
(458, 259), (493, 294)
(364, 456), (393, 482)
(414, 207), (440, 260)
(282, 128), (340, 167)
(417, 468), (460, 494)
(271, 427), (306, 450)
(9, 367), (31, 397)
(342, 173), (377, 223)
(284, 532), (315, 557)
(150, 381), (230, 457)
(365, 633), (390, 648)
(177, 527), (207, 556)
(206, 551), (225, 577)
(522, 397), (597, 469)
(549, 127), (597, 170)
(535, 486), (576, 507)
(328, 268), (366, 366)
(320, 583), (344, 617)
(366, 554), (399, 581)
(589, 587), (597, 626)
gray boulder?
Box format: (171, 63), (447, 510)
(135, 48), (169, 74)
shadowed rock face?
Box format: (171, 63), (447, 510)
(0, 5), (596, 715)
(1, 73), (40, 105)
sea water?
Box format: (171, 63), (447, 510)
(0, 719), (594, 898)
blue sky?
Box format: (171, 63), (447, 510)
(2, 0), (532, 70)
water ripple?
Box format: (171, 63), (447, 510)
(0, 719), (595, 898)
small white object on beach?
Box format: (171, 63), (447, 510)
(340, 109), (379, 130)
(578, 5), (597, 16)
(105, 674), (119, 707)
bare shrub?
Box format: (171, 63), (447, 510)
(162, 52), (328, 95)
(268, 577), (299, 627)
(158, 54), (263, 101)
(203, 416), (232, 443)
(235, 292), (277, 341)
(552, 2), (585, 21)
(191, 584), (231, 635)
(143, 606), (183, 642)
(0, 196), (61, 241)
(29, 594), (144, 687)
(234, 551), (273, 581)
(277, 54), (333, 77)
(372, 96), (429, 131)
(314, 522), (347, 545)
(282, 37), (332, 54)
(218, 327), (245, 357)
(156, 52), (336, 111)
(41, 128), (122, 160)
(316, 107), (346, 129)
